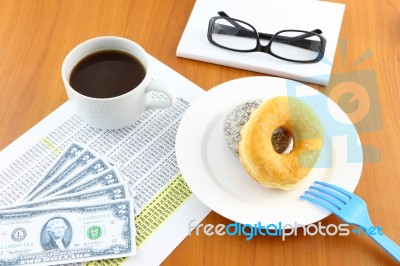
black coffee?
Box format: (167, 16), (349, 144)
(69, 50), (146, 98)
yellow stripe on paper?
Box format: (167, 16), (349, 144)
(85, 257), (128, 266)
(135, 173), (192, 247)
(40, 138), (62, 155)
(84, 174), (192, 266)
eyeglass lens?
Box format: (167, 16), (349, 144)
(210, 17), (323, 62)
(211, 18), (258, 50)
(270, 31), (322, 61)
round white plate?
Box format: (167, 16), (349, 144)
(176, 76), (363, 226)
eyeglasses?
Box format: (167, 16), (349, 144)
(207, 11), (327, 63)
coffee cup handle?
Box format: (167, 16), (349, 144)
(145, 79), (176, 110)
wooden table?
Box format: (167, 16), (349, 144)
(0, 0), (399, 265)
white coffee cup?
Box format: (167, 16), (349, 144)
(62, 36), (176, 130)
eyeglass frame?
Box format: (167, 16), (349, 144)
(207, 11), (327, 64)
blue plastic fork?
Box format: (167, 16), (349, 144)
(301, 181), (400, 263)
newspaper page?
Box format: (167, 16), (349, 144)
(0, 55), (211, 265)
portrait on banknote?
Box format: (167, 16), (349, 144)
(40, 217), (72, 251)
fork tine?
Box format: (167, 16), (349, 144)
(300, 194), (339, 215)
(304, 191), (342, 210)
(310, 185), (348, 205)
(315, 181), (353, 199)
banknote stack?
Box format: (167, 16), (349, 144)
(0, 142), (137, 266)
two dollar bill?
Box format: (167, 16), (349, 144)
(0, 143), (137, 265)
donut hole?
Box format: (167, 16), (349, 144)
(271, 126), (294, 154)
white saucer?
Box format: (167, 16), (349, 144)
(176, 76), (363, 225)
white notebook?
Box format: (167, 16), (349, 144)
(177, 0), (345, 85)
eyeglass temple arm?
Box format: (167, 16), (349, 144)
(216, 12), (278, 41)
(259, 29), (322, 42)
(218, 12), (276, 40)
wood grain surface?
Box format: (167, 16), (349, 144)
(0, 0), (399, 265)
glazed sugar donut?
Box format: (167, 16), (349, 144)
(230, 96), (323, 190)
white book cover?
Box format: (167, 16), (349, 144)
(177, 0), (345, 85)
